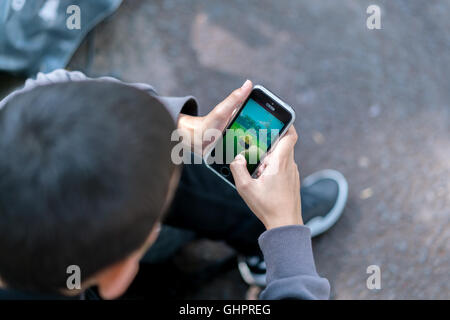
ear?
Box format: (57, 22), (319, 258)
(96, 251), (140, 300)
(96, 223), (161, 300)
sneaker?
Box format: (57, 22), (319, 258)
(238, 169), (348, 286)
(301, 169), (348, 237)
(238, 255), (267, 287)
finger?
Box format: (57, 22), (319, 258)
(255, 162), (267, 178)
(230, 154), (253, 191)
(213, 80), (253, 118)
(256, 151), (272, 175)
(270, 126), (298, 162)
(262, 127), (297, 175)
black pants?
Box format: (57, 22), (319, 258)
(163, 161), (265, 256)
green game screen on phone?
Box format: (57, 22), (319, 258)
(220, 98), (285, 173)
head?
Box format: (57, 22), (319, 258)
(0, 81), (180, 299)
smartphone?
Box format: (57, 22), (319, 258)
(204, 85), (296, 188)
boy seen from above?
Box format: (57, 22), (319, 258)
(0, 70), (348, 300)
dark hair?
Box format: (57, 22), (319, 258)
(0, 81), (177, 293)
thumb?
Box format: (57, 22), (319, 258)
(214, 80), (253, 117)
(230, 154), (253, 191)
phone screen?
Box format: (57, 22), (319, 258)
(221, 98), (285, 173)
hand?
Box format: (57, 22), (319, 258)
(230, 127), (303, 230)
(177, 80), (253, 155)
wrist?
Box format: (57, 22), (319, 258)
(263, 212), (303, 230)
(265, 221), (302, 230)
(177, 114), (204, 150)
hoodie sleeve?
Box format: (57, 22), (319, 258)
(258, 225), (330, 300)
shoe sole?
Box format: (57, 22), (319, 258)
(237, 256), (267, 287)
(303, 169), (348, 237)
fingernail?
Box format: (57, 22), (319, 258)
(241, 79), (251, 89)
